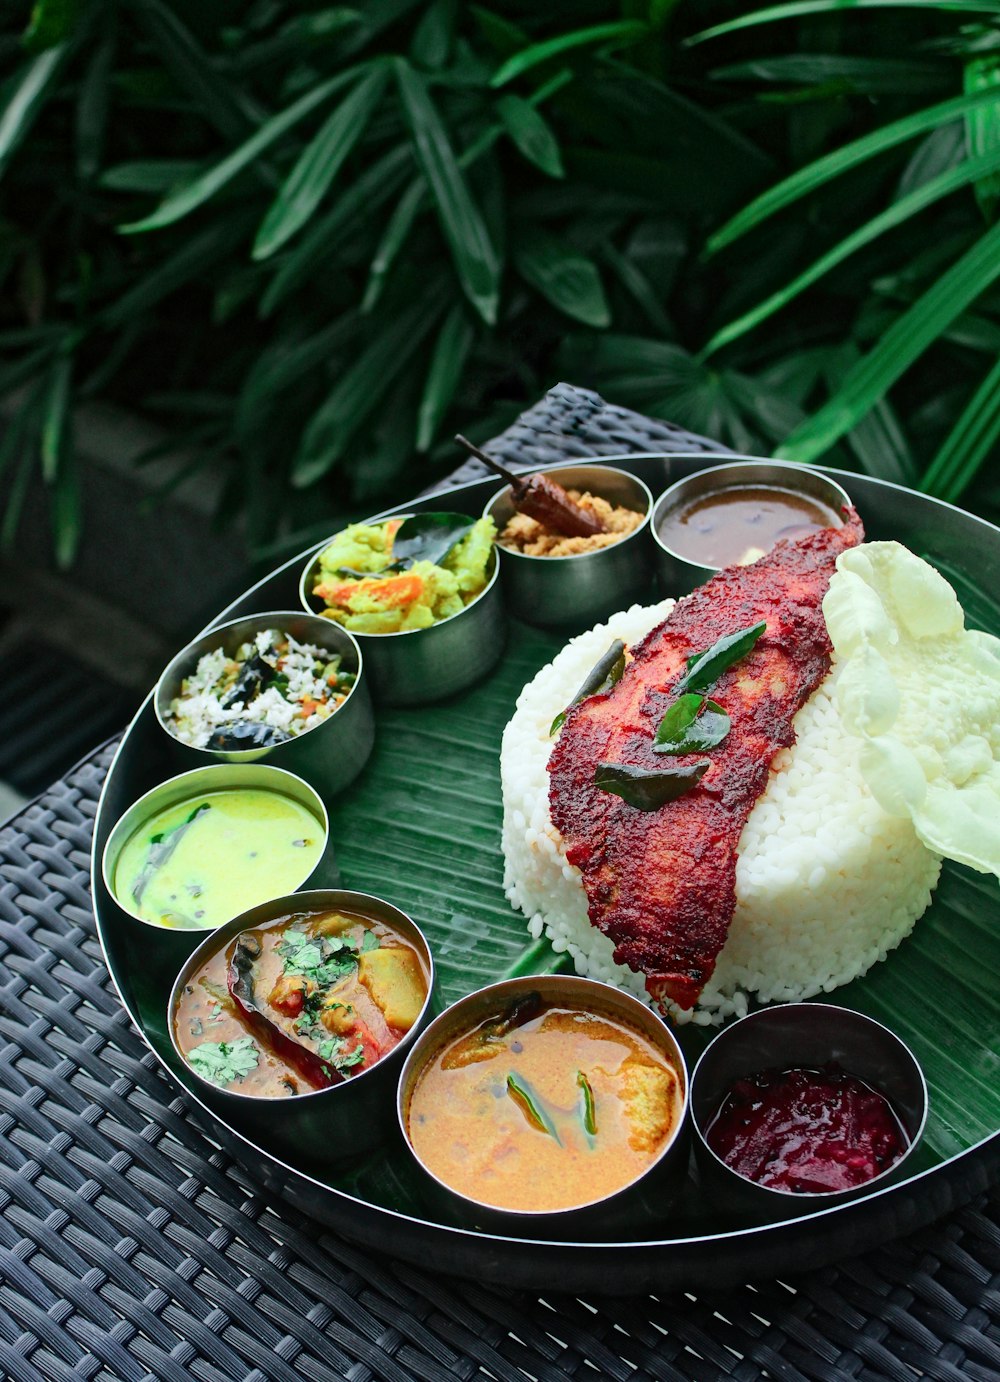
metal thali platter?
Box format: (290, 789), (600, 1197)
(91, 453), (1000, 1293)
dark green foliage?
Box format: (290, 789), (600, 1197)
(1, 0), (998, 567)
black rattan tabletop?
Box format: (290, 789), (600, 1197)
(2, 385), (998, 1382)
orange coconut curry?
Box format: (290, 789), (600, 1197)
(406, 994), (681, 1213)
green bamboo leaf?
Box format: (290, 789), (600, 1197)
(920, 355), (1000, 502)
(706, 85), (1000, 255)
(687, 1), (1000, 48)
(711, 54), (952, 96)
(76, 33), (114, 180)
(965, 56), (1000, 221)
(896, 122), (965, 199)
(100, 159), (203, 193)
(394, 59), (500, 324)
(363, 177), (425, 313)
(410, 0), (456, 69)
(0, 43), (71, 181)
(0, 344), (54, 400)
(132, 0), (261, 142)
(23, 0), (79, 51)
(102, 219), (248, 326)
(235, 313), (360, 452)
(363, 125), (503, 315)
(41, 353), (72, 484)
(51, 442), (81, 570)
(120, 67), (366, 234)
(471, 7), (529, 56)
(416, 304), (475, 452)
(777, 217), (1000, 462)
(825, 343), (917, 486)
(703, 145), (1000, 355)
(490, 20), (648, 88)
(0, 378), (39, 488)
(1, 436), (37, 553)
(496, 94), (564, 177)
(514, 230), (610, 327)
(292, 289), (445, 486)
(253, 66), (388, 260)
(602, 243), (673, 336)
(260, 144), (411, 317)
(226, 10), (362, 76)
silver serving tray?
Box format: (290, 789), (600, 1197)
(91, 453), (1000, 1293)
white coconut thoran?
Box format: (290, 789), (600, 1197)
(823, 541), (1000, 877)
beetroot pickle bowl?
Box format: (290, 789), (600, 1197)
(689, 1002), (928, 1220)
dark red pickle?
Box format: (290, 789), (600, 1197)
(705, 1063), (908, 1194)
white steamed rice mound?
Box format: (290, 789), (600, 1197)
(501, 599), (943, 1026)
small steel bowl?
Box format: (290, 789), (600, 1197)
(168, 889), (436, 1165)
(299, 519), (505, 707)
(690, 1003), (928, 1221)
(154, 611), (373, 796)
(651, 461), (853, 595)
(102, 763), (335, 936)
(397, 975), (690, 1237)
(483, 464), (655, 629)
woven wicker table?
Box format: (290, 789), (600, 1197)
(2, 385), (998, 1382)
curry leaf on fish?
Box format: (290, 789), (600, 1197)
(680, 621), (767, 693)
(551, 638), (626, 735)
(594, 760), (709, 810)
(653, 695), (731, 755)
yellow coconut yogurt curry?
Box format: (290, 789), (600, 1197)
(113, 787), (325, 930)
(405, 993), (682, 1213)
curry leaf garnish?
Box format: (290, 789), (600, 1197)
(653, 694), (731, 755)
(577, 1070), (597, 1138)
(390, 512), (476, 568)
(132, 802), (211, 906)
(594, 760), (709, 810)
(506, 1072), (561, 1142)
(679, 621), (767, 693)
(551, 638), (626, 735)
(187, 1037), (259, 1087)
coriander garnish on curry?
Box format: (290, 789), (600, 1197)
(174, 904), (429, 1096)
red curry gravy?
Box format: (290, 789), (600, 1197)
(174, 907), (428, 1096)
(406, 996), (682, 1213)
(658, 485), (841, 569)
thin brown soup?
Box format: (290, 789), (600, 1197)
(658, 484), (841, 569)
(406, 996), (681, 1213)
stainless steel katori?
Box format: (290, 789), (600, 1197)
(298, 520), (505, 706)
(482, 464), (656, 628)
(689, 1002), (928, 1221)
(154, 611), (374, 797)
(101, 762), (335, 936)
(168, 889), (437, 1165)
(651, 460), (854, 595)
(397, 974), (690, 1237)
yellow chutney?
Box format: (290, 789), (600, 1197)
(113, 788), (324, 930)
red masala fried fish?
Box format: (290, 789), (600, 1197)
(547, 510), (865, 1011)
